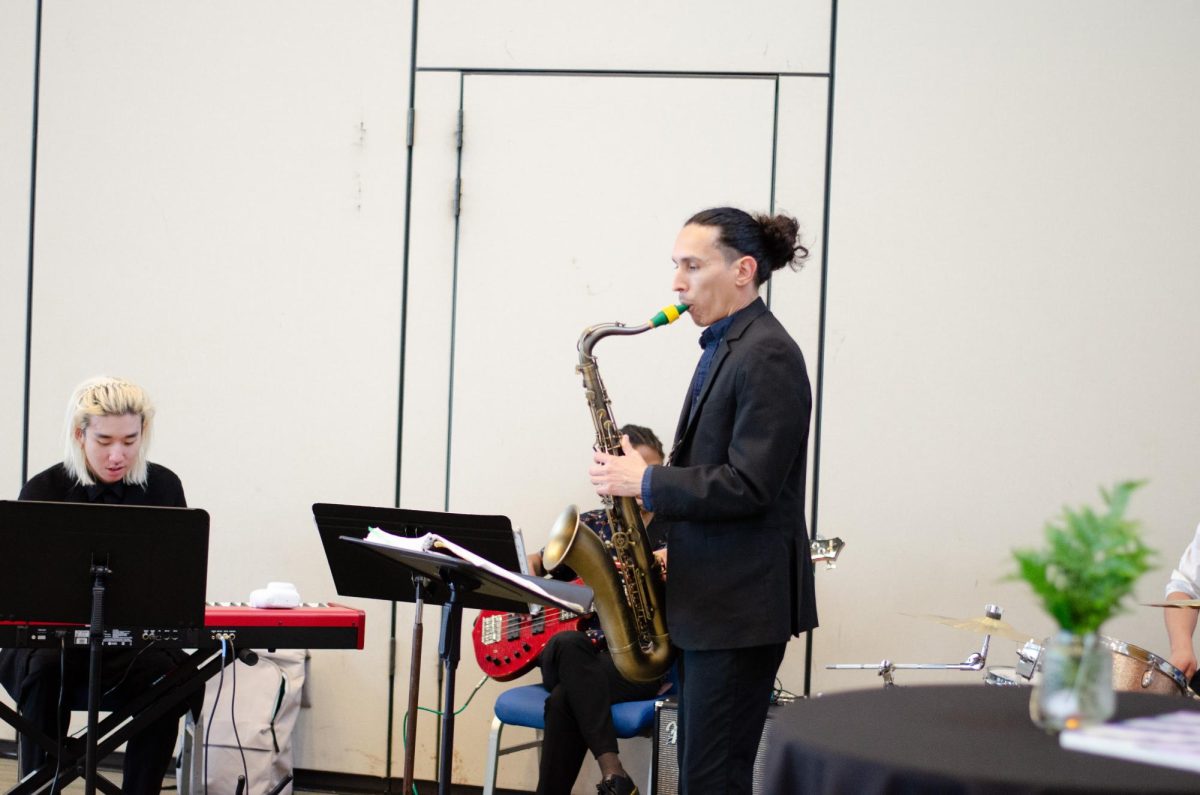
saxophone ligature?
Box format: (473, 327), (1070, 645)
(543, 303), (688, 683)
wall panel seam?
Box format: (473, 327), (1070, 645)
(20, 0), (45, 488)
(391, 0), (424, 784)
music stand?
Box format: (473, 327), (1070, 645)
(313, 503), (591, 795)
(0, 500), (209, 795)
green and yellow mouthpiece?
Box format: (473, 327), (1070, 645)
(650, 303), (689, 328)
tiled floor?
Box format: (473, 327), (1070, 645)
(0, 757), (124, 792)
(0, 759), (323, 793)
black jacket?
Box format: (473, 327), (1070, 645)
(650, 298), (817, 649)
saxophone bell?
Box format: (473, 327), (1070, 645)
(541, 505), (581, 574)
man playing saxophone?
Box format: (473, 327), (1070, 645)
(590, 208), (816, 795)
(529, 424), (670, 795)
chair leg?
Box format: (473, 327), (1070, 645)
(481, 715), (505, 795)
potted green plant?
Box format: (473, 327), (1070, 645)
(1010, 480), (1154, 731)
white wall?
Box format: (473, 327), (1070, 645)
(2, 0), (1199, 791)
(0, 0), (38, 744)
(0, 0), (35, 506)
(418, 0), (830, 73)
(816, 0), (1200, 692)
(11, 0), (411, 777)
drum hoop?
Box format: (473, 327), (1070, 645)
(984, 666), (1021, 685)
(1099, 635), (1189, 691)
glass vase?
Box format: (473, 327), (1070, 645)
(1030, 630), (1115, 732)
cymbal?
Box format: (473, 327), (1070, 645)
(1144, 599), (1200, 608)
(903, 612), (1036, 643)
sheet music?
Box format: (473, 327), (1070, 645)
(362, 527), (591, 614)
(1060, 710), (1200, 774)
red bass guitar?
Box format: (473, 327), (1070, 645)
(472, 538), (844, 681)
(471, 584), (592, 681)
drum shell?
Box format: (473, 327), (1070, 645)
(1099, 636), (1188, 696)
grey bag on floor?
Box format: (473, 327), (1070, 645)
(179, 649), (307, 795)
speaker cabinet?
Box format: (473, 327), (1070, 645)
(650, 697), (782, 795)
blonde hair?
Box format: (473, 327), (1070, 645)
(63, 376), (155, 486)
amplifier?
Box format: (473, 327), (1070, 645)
(651, 697), (782, 795)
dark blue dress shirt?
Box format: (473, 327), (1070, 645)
(641, 304), (749, 511)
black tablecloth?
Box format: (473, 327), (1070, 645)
(762, 684), (1200, 794)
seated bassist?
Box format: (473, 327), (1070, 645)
(525, 424), (669, 795)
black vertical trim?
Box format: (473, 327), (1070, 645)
(804, 0), (839, 698)
(20, 0), (45, 487)
(433, 68), (467, 781)
(393, 4), (420, 509)
(389, 0), (422, 789)
(766, 76), (780, 309)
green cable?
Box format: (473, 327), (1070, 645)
(401, 676), (491, 795)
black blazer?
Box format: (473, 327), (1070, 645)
(650, 298), (817, 650)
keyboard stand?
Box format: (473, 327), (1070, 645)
(2, 646), (240, 795)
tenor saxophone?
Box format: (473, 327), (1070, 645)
(543, 303), (687, 682)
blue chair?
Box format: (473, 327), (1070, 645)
(481, 675), (676, 795)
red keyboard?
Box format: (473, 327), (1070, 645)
(0, 602), (365, 650)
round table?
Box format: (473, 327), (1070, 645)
(762, 684), (1200, 794)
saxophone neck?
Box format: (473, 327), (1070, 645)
(578, 321), (653, 359)
(578, 304), (689, 358)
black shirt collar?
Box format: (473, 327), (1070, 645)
(84, 479), (126, 503)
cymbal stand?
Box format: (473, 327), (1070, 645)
(827, 604), (1003, 688)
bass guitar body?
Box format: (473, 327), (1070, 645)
(472, 588), (590, 681)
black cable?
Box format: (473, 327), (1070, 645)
(50, 640), (149, 787)
(51, 636), (65, 792)
(773, 676), (799, 703)
(228, 641), (250, 792)
(102, 640), (158, 698)
(204, 642), (228, 795)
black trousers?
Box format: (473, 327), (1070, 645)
(536, 632), (661, 795)
(676, 642), (787, 795)
(0, 646), (201, 794)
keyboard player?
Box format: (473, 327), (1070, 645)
(0, 376), (202, 794)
